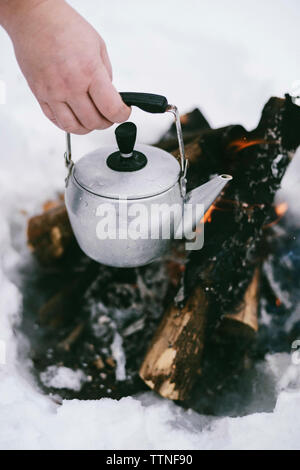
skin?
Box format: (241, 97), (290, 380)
(0, 0), (131, 134)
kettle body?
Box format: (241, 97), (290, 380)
(65, 161), (182, 267)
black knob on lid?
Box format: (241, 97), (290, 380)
(115, 122), (137, 154)
(106, 122), (147, 172)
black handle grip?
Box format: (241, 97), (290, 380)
(120, 92), (169, 114)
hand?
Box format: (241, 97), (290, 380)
(6, 0), (131, 134)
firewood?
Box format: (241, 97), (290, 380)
(184, 268), (261, 414)
(140, 266), (260, 400)
(139, 286), (207, 400)
(27, 199), (74, 264)
(139, 95), (300, 401)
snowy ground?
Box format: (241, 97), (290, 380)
(0, 0), (300, 450)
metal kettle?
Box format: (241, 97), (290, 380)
(64, 92), (232, 267)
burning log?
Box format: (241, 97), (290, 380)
(139, 95), (300, 400)
(184, 268), (261, 414)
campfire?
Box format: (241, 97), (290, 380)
(24, 94), (300, 414)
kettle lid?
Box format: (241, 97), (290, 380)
(73, 122), (180, 199)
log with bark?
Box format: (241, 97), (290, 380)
(27, 196), (75, 264)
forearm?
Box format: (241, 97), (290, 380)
(0, 0), (61, 35)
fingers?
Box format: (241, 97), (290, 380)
(40, 97), (113, 133)
(39, 101), (58, 126)
(89, 65), (131, 123)
(47, 101), (90, 135)
(68, 94), (112, 130)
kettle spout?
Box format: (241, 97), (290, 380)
(187, 174), (232, 214)
(178, 174), (232, 237)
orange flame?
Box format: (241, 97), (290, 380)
(199, 200), (235, 226)
(228, 138), (266, 153)
(202, 204), (216, 223)
(275, 202), (288, 217)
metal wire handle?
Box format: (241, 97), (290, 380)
(64, 132), (73, 168)
(166, 104), (188, 196)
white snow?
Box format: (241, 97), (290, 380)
(0, 0), (299, 450)
(40, 366), (87, 391)
(111, 332), (127, 382)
